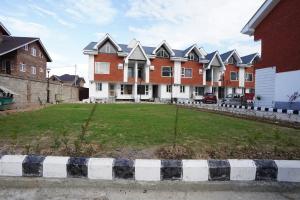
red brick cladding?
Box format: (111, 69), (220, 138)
(0, 41), (47, 80)
(223, 64), (239, 87)
(181, 61), (203, 86)
(245, 66), (255, 88)
(94, 53), (124, 82)
(150, 58), (174, 84)
(254, 0), (300, 73)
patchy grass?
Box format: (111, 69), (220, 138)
(0, 103), (300, 159)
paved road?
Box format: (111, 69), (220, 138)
(0, 177), (300, 200)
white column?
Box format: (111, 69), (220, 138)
(88, 55), (94, 81)
(174, 61), (181, 84)
(239, 68), (245, 88)
(123, 63), (128, 82)
(134, 61), (138, 102)
(145, 64), (150, 83)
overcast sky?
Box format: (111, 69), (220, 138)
(0, 0), (264, 86)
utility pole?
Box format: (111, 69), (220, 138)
(47, 68), (50, 103)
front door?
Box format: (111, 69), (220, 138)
(109, 84), (115, 97)
(218, 87), (225, 99)
(152, 85), (158, 98)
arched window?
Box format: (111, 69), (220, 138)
(156, 47), (170, 58)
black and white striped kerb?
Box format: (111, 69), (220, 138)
(67, 157), (88, 178)
(219, 104), (300, 115)
(22, 155), (45, 177)
(161, 160), (182, 180)
(0, 155), (300, 182)
(113, 159), (134, 179)
(208, 160), (230, 181)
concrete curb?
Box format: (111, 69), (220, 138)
(218, 103), (300, 115)
(1, 155), (300, 183)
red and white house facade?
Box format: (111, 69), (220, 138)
(83, 34), (257, 102)
(242, 0), (300, 109)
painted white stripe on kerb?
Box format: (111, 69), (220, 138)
(0, 155), (27, 176)
(43, 156), (69, 178)
(135, 159), (161, 181)
(182, 160), (208, 182)
(275, 160), (300, 182)
(287, 110), (293, 114)
(277, 109), (282, 113)
(88, 158), (114, 180)
(228, 159), (256, 181)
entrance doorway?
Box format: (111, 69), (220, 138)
(218, 87), (225, 99)
(109, 84), (115, 97)
(152, 85), (158, 99)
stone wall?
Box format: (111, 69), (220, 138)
(0, 74), (79, 108)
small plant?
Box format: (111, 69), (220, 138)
(24, 144), (31, 155)
(61, 130), (70, 150)
(287, 91), (300, 109)
(51, 135), (61, 150)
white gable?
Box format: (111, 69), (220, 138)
(129, 45), (146, 60)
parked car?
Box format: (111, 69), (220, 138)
(222, 94), (242, 106)
(202, 93), (217, 104)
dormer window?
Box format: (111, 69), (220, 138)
(99, 41), (117, 54)
(188, 51), (199, 61)
(228, 56), (237, 65)
(156, 47), (170, 58)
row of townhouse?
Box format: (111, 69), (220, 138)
(83, 34), (259, 102)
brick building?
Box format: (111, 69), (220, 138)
(83, 34), (258, 102)
(242, 0), (300, 109)
(0, 22), (52, 80)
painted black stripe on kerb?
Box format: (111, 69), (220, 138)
(239, 106), (242, 109)
(161, 160), (182, 180)
(67, 157), (88, 178)
(293, 110), (299, 115)
(208, 160), (230, 181)
(273, 108), (277, 112)
(265, 108), (269, 111)
(282, 109), (287, 113)
(251, 106), (254, 110)
(257, 107), (261, 111)
(22, 155), (45, 177)
(113, 159), (134, 179)
(254, 160), (278, 181)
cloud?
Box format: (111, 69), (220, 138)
(0, 15), (50, 38)
(30, 5), (75, 28)
(126, 0), (264, 53)
(64, 0), (117, 25)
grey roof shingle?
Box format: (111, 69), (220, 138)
(0, 36), (52, 62)
(53, 74), (85, 85)
(205, 51), (217, 60)
(241, 53), (259, 64)
(220, 50), (234, 62)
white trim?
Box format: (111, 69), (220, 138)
(206, 51), (226, 70)
(184, 44), (205, 59)
(152, 40), (175, 56)
(241, 0), (280, 35)
(93, 33), (122, 52)
(223, 50), (243, 64)
(124, 41), (151, 66)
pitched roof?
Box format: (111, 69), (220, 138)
(205, 51), (217, 60)
(241, 0), (280, 35)
(220, 50), (234, 62)
(0, 21), (11, 36)
(241, 53), (259, 64)
(53, 74), (85, 85)
(0, 36), (52, 62)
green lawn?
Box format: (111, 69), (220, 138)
(0, 103), (300, 159)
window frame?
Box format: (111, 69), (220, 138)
(156, 47), (170, 58)
(31, 47), (37, 56)
(181, 67), (192, 78)
(245, 73), (253, 82)
(24, 44), (29, 51)
(230, 71), (239, 81)
(31, 66), (36, 75)
(180, 85), (185, 93)
(20, 63), (26, 72)
(161, 66), (172, 77)
(95, 62), (110, 74)
(166, 85), (172, 93)
(96, 82), (102, 91)
(120, 84), (133, 95)
(194, 87), (204, 96)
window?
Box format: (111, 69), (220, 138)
(180, 85), (185, 93)
(230, 71), (238, 81)
(245, 73), (253, 82)
(40, 67), (44, 73)
(181, 68), (192, 78)
(156, 47), (170, 58)
(95, 62), (110, 74)
(31, 47), (37, 56)
(137, 85), (149, 95)
(24, 44), (28, 51)
(96, 82), (102, 91)
(161, 66), (172, 77)
(188, 51), (199, 61)
(39, 51), (43, 58)
(31, 66), (36, 75)
(195, 87), (204, 96)
(120, 84), (133, 95)
(206, 68), (212, 82)
(166, 85), (172, 93)
(20, 63), (26, 72)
